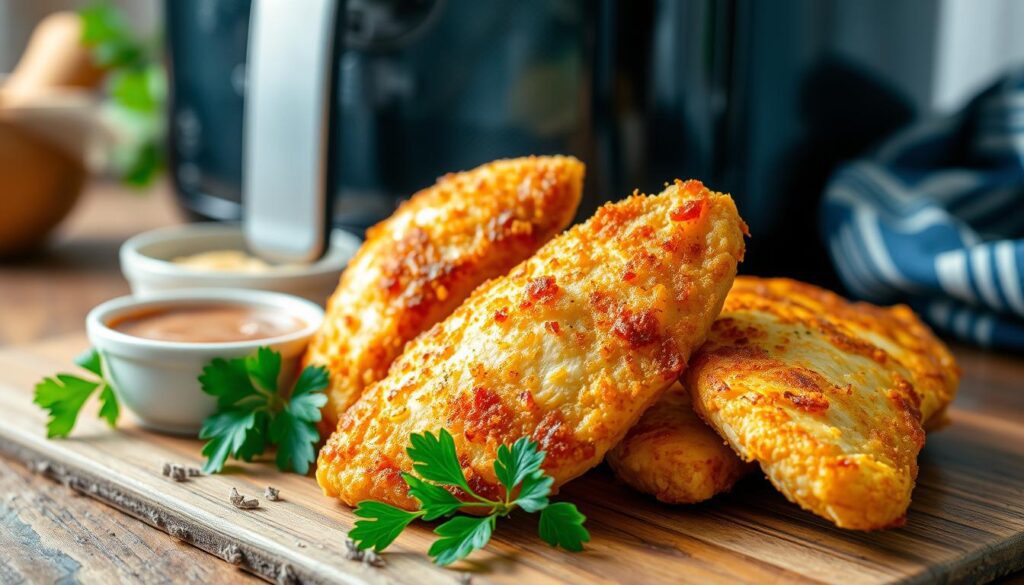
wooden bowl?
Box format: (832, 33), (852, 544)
(0, 118), (86, 257)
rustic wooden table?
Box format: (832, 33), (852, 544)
(0, 181), (259, 583)
(1, 181), (1021, 584)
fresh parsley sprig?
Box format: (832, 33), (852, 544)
(34, 348), (120, 438)
(198, 347), (328, 475)
(79, 3), (166, 187)
(349, 429), (589, 566)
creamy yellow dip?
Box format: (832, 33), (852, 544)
(172, 250), (290, 273)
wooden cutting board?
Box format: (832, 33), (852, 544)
(0, 334), (1022, 585)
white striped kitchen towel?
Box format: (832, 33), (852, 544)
(822, 69), (1024, 350)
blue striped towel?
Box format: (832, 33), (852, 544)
(822, 69), (1024, 351)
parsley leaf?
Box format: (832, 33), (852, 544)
(78, 3), (165, 188)
(110, 67), (160, 113)
(407, 429), (473, 493)
(428, 515), (495, 567)
(34, 375), (100, 438)
(198, 349), (328, 474)
(34, 348), (120, 438)
(350, 502), (423, 552)
(74, 347), (103, 377)
(514, 470), (553, 513)
(198, 357), (253, 409)
(538, 502), (590, 552)
(97, 384), (120, 428)
(246, 347), (281, 395)
(269, 362), (327, 474)
(494, 437), (546, 493)
(236, 410), (271, 462)
(269, 409), (320, 475)
(80, 4), (141, 68)
(199, 410), (258, 473)
(350, 429), (588, 566)
(290, 365), (330, 418)
(402, 474), (464, 521)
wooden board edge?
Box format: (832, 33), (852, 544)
(935, 532), (1024, 585)
(0, 435), (373, 585)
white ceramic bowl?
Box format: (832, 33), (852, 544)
(86, 289), (325, 435)
(120, 223), (361, 305)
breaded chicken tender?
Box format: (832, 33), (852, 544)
(305, 156), (584, 433)
(607, 382), (753, 503)
(688, 277), (959, 530)
(318, 180), (747, 509)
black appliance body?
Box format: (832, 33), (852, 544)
(166, 0), (938, 283)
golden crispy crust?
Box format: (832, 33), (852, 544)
(607, 382), (753, 503)
(304, 156), (584, 433)
(317, 180), (746, 509)
(688, 277), (959, 530)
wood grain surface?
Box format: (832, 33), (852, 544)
(1, 333), (1022, 585)
(1, 182), (1023, 584)
(0, 459), (255, 584)
(0, 182), (258, 583)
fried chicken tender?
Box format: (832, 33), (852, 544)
(607, 382), (753, 503)
(304, 156), (584, 433)
(317, 180), (747, 509)
(688, 277), (959, 530)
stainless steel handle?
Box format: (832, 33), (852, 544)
(243, 0), (339, 263)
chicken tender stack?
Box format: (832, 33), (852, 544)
(688, 277), (959, 529)
(607, 382), (753, 503)
(317, 180), (747, 509)
(304, 156), (584, 433)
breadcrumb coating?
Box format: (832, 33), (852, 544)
(608, 382), (753, 503)
(688, 277), (959, 530)
(317, 180), (747, 509)
(304, 156), (584, 433)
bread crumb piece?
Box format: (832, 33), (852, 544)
(229, 487), (259, 509)
(169, 464), (187, 482)
(161, 462), (195, 482)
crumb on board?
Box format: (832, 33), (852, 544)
(344, 539), (361, 561)
(362, 549), (385, 568)
(235, 498), (259, 509)
(229, 487), (259, 509)
(161, 462), (200, 482)
(343, 538), (387, 568)
(265, 486), (280, 501)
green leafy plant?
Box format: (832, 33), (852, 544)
(33, 348), (119, 438)
(199, 347), (328, 475)
(349, 429), (589, 566)
(79, 3), (165, 186)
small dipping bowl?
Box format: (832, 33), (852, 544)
(86, 289), (325, 435)
(120, 223), (362, 305)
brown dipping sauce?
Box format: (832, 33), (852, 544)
(109, 304), (305, 343)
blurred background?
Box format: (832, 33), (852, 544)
(3, 0), (1024, 320)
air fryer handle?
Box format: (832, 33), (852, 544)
(243, 0), (341, 263)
